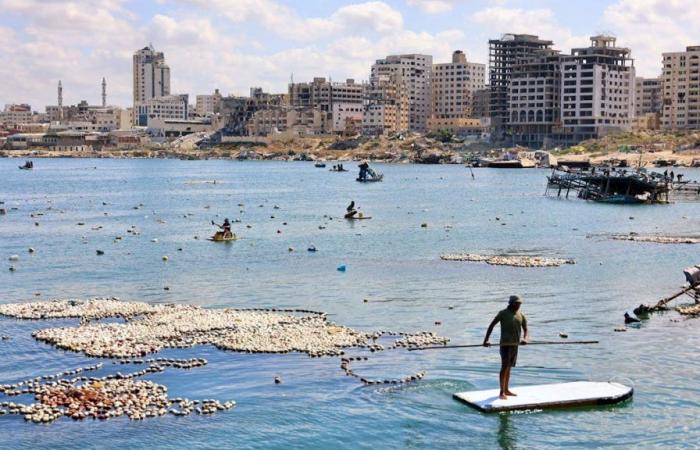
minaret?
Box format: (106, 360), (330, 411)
(58, 80), (63, 121)
(101, 77), (107, 107)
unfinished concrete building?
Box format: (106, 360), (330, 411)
(489, 34), (554, 139)
(508, 49), (563, 148)
(635, 77), (662, 116)
(288, 78), (363, 112)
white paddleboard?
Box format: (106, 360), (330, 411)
(453, 381), (632, 412)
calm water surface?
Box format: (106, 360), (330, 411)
(1, 158), (699, 449)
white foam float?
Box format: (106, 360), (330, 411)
(453, 381), (632, 412)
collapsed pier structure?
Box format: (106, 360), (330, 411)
(633, 265), (700, 317)
(545, 166), (700, 204)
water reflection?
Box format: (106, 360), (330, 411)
(497, 413), (516, 450)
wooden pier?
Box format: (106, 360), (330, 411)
(545, 167), (700, 204)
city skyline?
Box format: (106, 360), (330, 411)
(1, 0), (700, 108)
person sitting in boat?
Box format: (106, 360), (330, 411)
(358, 162), (369, 181)
(345, 201), (357, 218)
(212, 218), (232, 239)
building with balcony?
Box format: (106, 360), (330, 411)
(661, 46), (700, 131)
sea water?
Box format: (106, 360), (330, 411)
(1, 158), (699, 449)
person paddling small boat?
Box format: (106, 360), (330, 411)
(210, 218), (235, 241)
(345, 201), (357, 218)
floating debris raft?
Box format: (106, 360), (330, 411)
(0, 363), (234, 424)
(0, 298), (167, 321)
(609, 233), (700, 244)
(676, 304), (700, 316)
(0, 299), (447, 359)
(441, 253), (575, 268)
(545, 166), (700, 204)
(340, 356), (426, 386)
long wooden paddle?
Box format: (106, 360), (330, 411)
(407, 340), (599, 351)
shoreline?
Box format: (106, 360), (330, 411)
(5, 149), (700, 165)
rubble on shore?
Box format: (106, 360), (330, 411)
(440, 253), (575, 268)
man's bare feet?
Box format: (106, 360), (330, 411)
(505, 390), (517, 396)
(499, 393), (507, 400)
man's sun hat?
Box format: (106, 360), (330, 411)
(508, 295), (523, 305)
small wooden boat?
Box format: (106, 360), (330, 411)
(208, 232), (237, 242)
(356, 173), (383, 182)
(595, 194), (646, 204)
(557, 159), (591, 169)
(344, 213), (372, 220)
(454, 381), (632, 413)
(486, 160), (525, 169)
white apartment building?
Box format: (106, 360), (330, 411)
(133, 45), (171, 106)
(91, 107), (132, 131)
(1, 104), (33, 126)
(560, 36), (635, 141)
(134, 94), (188, 127)
(371, 54), (432, 132)
(196, 89), (222, 116)
(661, 46), (700, 131)
(431, 50), (485, 123)
(332, 102), (363, 133)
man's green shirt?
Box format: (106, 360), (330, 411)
(495, 308), (526, 345)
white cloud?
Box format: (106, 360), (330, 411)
(471, 7), (590, 56)
(0, 0), (140, 108)
(0, 0), (469, 108)
(603, 0), (700, 77)
(173, 0), (403, 41)
(406, 0), (456, 14)
(331, 2), (404, 34)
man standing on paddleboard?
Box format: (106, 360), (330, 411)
(483, 295), (528, 400)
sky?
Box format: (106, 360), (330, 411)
(2, 0), (700, 109)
